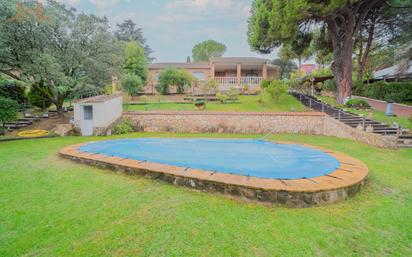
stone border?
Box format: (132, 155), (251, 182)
(59, 141), (368, 207)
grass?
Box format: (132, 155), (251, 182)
(1, 133), (412, 256)
(125, 95), (306, 112)
(318, 95), (412, 129)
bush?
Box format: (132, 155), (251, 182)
(28, 88), (52, 109)
(113, 118), (134, 135)
(260, 80), (271, 89)
(356, 81), (412, 103)
(0, 97), (19, 129)
(0, 80), (26, 104)
(352, 80), (364, 95)
(265, 80), (288, 103)
(158, 68), (193, 95)
(227, 86), (239, 100)
(345, 99), (370, 109)
(242, 84), (250, 93)
(140, 95), (149, 104)
(323, 79), (336, 91)
(216, 92), (228, 103)
(121, 74), (144, 97)
(199, 79), (217, 96)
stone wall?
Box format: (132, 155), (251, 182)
(124, 111), (397, 148)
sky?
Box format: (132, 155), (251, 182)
(54, 0), (278, 62)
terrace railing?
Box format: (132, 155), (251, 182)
(214, 76), (263, 91)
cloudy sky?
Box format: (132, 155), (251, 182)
(56, 0), (277, 62)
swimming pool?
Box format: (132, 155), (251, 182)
(79, 138), (340, 180)
(61, 138), (368, 206)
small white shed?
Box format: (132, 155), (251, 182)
(73, 94), (123, 136)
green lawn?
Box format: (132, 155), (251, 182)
(318, 95), (412, 129)
(125, 95), (307, 112)
(1, 133), (411, 256)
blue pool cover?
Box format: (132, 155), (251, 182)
(79, 138), (340, 180)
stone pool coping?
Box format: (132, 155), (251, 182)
(59, 140), (368, 207)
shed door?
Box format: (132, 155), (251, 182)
(81, 105), (93, 136)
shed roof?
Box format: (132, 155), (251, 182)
(74, 94), (122, 104)
(149, 62), (209, 69)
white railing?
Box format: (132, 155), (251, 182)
(214, 76), (263, 91)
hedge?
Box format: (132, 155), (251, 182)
(353, 81), (412, 103)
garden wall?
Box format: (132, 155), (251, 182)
(124, 111), (398, 148)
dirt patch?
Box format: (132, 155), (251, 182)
(7, 111), (73, 136)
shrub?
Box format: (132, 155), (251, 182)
(158, 68), (193, 95)
(216, 92), (228, 103)
(260, 80), (271, 89)
(28, 88), (52, 109)
(113, 118), (134, 135)
(199, 79), (217, 96)
(265, 80), (288, 103)
(140, 95), (149, 104)
(323, 79), (336, 91)
(357, 81), (412, 103)
(345, 99), (370, 109)
(121, 74), (144, 97)
(352, 80), (364, 95)
(242, 84), (250, 93)
(0, 97), (19, 130)
(0, 79), (26, 104)
(227, 86), (239, 100)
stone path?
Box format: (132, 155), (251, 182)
(354, 96), (412, 117)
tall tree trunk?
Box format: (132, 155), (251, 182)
(360, 21), (375, 80)
(330, 32), (355, 104)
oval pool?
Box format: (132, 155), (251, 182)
(79, 138), (340, 180)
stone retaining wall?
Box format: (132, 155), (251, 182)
(124, 111), (397, 148)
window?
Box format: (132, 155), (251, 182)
(192, 72), (205, 81)
(83, 106), (93, 120)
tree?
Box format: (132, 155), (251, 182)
(124, 41), (148, 83)
(121, 74), (144, 97)
(0, 96), (19, 133)
(192, 40), (226, 62)
(271, 59), (297, 80)
(279, 32), (313, 68)
(0, 79), (26, 104)
(309, 27), (333, 70)
(0, 0), (120, 114)
(186, 56), (191, 63)
(354, 5), (412, 80)
(158, 68), (193, 95)
(115, 19), (154, 62)
(248, 0), (406, 103)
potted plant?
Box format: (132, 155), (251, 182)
(194, 100), (205, 110)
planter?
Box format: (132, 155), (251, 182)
(194, 101), (205, 110)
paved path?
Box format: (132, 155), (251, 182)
(354, 96), (412, 117)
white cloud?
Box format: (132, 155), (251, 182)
(166, 0), (250, 17)
(89, 0), (120, 10)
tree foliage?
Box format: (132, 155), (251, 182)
(0, 96), (19, 129)
(271, 59), (297, 80)
(279, 32), (313, 68)
(121, 74), (144, 97)
(192, 40), (227, 62)
(248, 0), (407, 103)
(115, 19), (154, 62)
(158, 68), (194, 95)
(124, 41), (149, 83)
(0, 0), (120, 113)
(0, 79), (26, 104)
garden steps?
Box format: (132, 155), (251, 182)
(291, 92), (411, 148)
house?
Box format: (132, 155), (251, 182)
(373, 60), (412, 81)
(299, 64), (316, 75)
(145, 57), (278, 94)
